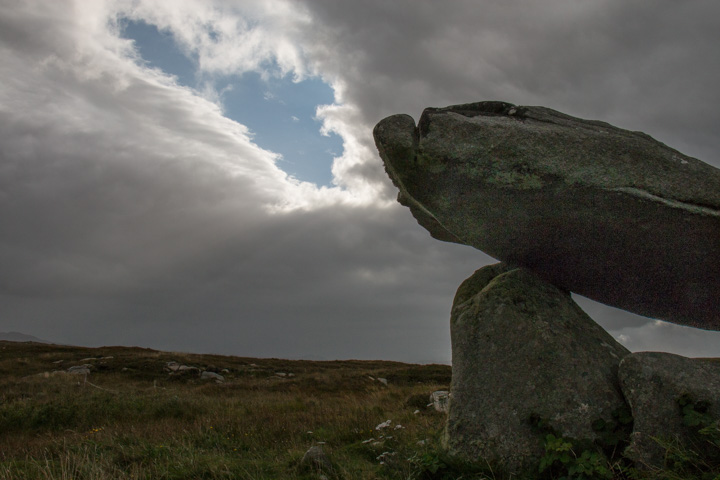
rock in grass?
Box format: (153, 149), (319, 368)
(446, 263), (630, 474)
(200, 371), (225, 382)
(618, 352), (720, 469)
(67, 365), (91, 375)
(301, 445), (335, 476)
(373, 102), (720, 330)
(430, 390), (449, 413)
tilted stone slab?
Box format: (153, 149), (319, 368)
(373, 101), (720, 329)
(446, 263), (630, 474)
(618, 352), (720, 469)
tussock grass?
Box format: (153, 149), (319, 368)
(3, 341), (715, 479)
(0, 341), (453, 479)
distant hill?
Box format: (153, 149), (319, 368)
(0, 331), (50, 343)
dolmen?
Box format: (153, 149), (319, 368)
(374, 102), (720, 476)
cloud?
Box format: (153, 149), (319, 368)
(0, 0), (485, 363)
(613, 320), (720, 358)
(1, 0), (719, 361)
(297, 0), (720, 165)
(291, 0), (720, 352)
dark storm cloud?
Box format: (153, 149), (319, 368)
(295, 0), (720, 352)
(1, 0), (719, 360)
(0, 1), (489, 362)
(300, 0), (720, 166)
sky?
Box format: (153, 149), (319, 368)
(1, 0), (719, 363)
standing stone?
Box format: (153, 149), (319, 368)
(373, 101), (720, 330)
(618, 352), (720, 469)
(446, 263), (630, 474)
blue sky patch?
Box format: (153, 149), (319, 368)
(120, 19), (342, 187)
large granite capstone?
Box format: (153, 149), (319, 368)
(373, 101), (720, 329)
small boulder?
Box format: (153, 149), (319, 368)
(200, 371), (225, 382)
(67, 365), (92, 375)
(446, 263), (630, 474)
(618, 352), (720, 469)
(164, 361), (180, 372)
(300, 445), (334, 476)
(430, 391), (450, 413)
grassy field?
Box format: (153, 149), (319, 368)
(0, 341), (466, 479)
(1, 341), (718, 480)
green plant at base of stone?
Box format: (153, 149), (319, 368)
(647, 394), (720, 480)
(408, 452), (447, 478)
(529, 407), (635, 479)
(539, 434), (613, 480)
(406, 449), (496, 480)
(679, 394), (715, 429)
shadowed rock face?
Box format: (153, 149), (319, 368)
(618, 352), (720, 469)
(447, 263), (630, 474)
(373, 101), (720, 330)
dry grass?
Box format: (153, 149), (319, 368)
(5, 342), (713, 479)
(0, 341), (457, 479)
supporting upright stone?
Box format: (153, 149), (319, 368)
(446, 263), (630, 474)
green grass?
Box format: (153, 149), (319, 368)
(1, 341), (718, 479)
(0, 341), (455, 479)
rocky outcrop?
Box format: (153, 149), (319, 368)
(373, 101), (720, 330)
(619, 352), (720, 469)
(446, 263), (630, 474)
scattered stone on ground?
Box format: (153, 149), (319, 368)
(200, 371), (225, 382)
(67, 365), (92, 375)
(300, 445), (334, 476)
(374, 101), (720, 329)
(376, 377), (388, 385)
(79, 356), (113, 362)
(430, 390), (450, 413)
(165, 361), (180, 372)
(446, 263), (630, 474)
(618, 352), (720, 469)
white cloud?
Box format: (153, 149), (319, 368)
(614, 321), (720, 358)
(99, 0), (392, 203)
